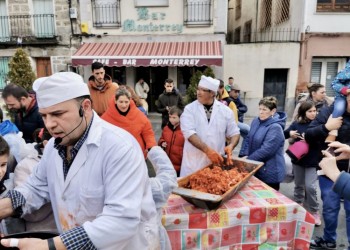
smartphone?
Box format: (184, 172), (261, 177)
(326, 146), (335, 156)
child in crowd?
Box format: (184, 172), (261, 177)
(158, 106), (184, 177)
(284, 101), (321, 226)
(327, 60), (350, 142)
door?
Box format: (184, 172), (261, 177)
(32, 0), (54, 38)
(36, 58), (52, 77)
(0, 0), (10, 42)
(150, 67), (168, 112)
(263, 69), (288, 111)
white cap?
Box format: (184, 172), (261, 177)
(33, 72), (90, 108)
(198, 75), (220, 93)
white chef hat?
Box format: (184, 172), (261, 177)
(198, 75), (220, 93)
(33, 72), (90, 108)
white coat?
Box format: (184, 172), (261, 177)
(15, 113), (159, 250)
(180, 100), (240, 177)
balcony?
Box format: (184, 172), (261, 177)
(184, 0), (213, 26)
(0, 14), (57, 45)
(92, 0), (121, 28)
(228, 28), (300, 44)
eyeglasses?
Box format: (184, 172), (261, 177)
(234, 90), (240, 93)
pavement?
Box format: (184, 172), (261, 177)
(148, 112), (349, 249)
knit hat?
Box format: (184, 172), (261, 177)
(33, 72), (90, 108)
(198, 75), (220, 93)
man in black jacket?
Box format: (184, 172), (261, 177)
(156, 79), (184, 129)
(2, 84), (44, 143)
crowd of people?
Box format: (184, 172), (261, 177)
(0, 59), (349, 249)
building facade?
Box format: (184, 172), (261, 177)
(0, 0), (82, 89)
(73, 0), (226, 112)
(226, 0), (350, 118)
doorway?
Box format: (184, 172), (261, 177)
(263, 69), (288, 111)
(136, 67), (168, 112)
(36, 58), (52, 77)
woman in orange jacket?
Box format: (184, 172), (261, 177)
(102, 88), (157, 158)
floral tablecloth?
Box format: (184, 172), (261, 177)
(162, 176), (315, 250)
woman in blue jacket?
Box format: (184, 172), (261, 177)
(240, 96), (286, 190)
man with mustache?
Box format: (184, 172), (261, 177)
(2, 84), (44, 143)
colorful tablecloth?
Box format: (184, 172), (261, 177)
(162, 176), (315, 250)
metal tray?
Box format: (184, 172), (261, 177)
(172, 157), (264, 210)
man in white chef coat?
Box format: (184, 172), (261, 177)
(0, 72), (159, 250)
(180, 75), (240, 177)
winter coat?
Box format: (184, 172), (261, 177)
(156, 89), (184, 128)
(284, 121), (318, 168)
(158, 123), (184, 175)
(232, 97), (248, 122)
(305, 104), (350, 172)
(14, 95), (44, 143)
(102, 99), (157, 158)
(241, 112), (287, 184)
(88, 74), (119, 116)
(333, 171), (350, 201)
(331, 60), (350, 97)
(220, 89), (238, 122)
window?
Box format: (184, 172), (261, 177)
(260, 0), (272, 30)
(234, 26), (241, 44)
(311, 58), (348, 97)
(0, 0), (10, 42)
(235, 0), (241, 20)
(184, 0), (212, 26)
(275, 0), (290, 24)
(243, 20), (252, 42)
(33, 0), (55, 38)
(92, 0), (121, 27)
(0, 57), (9, 90)
(316, 0), (350, 12)
(134, 0), (169, 7)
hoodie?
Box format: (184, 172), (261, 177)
(88, 74), (119, 116)
(241, 111), (287, 184)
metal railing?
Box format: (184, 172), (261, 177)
(184, 0), (212, 26)
(92, 0), (121, 28)
(0, 14), (56, 42)
(229, 28), (300, 44)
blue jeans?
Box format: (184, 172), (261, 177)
(332, 96), (347, 118)
(238, 122), (250, 156)
(319, 175), (350, 244)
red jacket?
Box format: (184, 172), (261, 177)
(158, 123), (184, 174)
(102, 99), (156, 158)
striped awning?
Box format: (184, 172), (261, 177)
(71, 41), (222, 67)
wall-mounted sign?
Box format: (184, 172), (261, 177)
(122, 7), (183, 33)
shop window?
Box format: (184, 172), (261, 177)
(243, 20), (252, 42)
(235, 0), (241, 20)
(92, 0), (121, 27)
(316, 0), (350, 12)
(134, 0), (169, 7)
(184, 0), (213, 26)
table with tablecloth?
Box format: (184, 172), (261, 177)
(162, 176), (315, 250)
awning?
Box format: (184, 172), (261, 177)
(71, 41), (222, 67)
